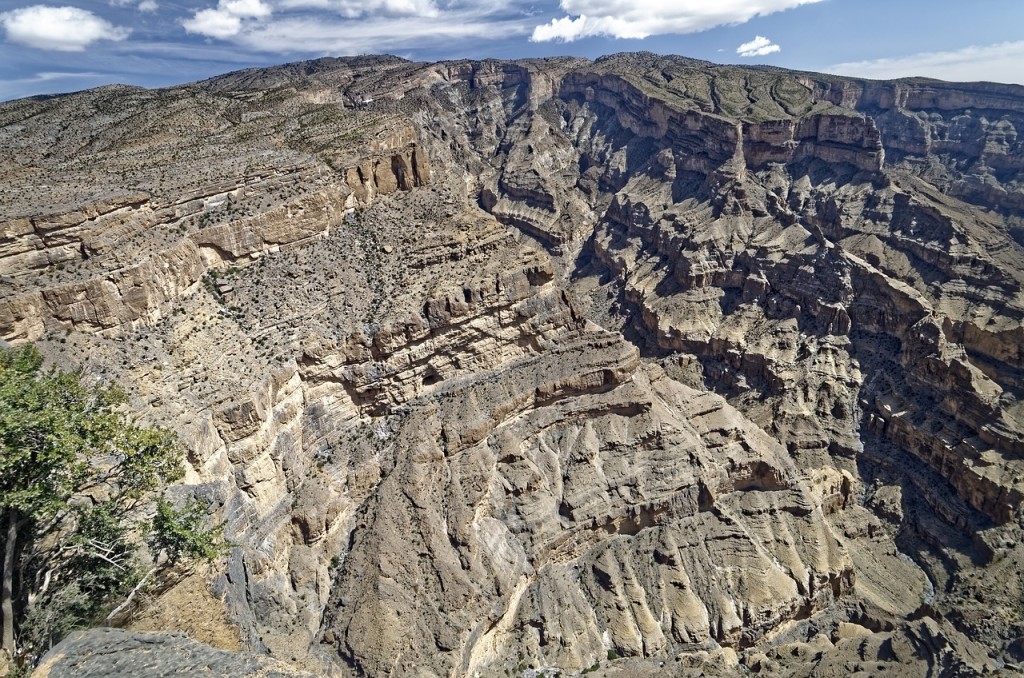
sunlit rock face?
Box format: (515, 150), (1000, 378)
(2, 52), (1022, 677)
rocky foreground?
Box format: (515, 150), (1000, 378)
(2, 53), (1024, 676)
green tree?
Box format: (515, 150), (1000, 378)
(0, 344), (190, 657)
(150, 497), (228, 564)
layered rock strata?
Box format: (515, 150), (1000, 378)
(1, 52), (1022, 677)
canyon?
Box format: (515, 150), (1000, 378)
(2, 52), (1023, 676)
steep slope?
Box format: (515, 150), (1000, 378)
(1, 53), (1022, 677)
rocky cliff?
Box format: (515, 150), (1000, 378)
(2, 53), (1023, 677)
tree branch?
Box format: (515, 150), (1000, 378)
(105, 564), (160, 622)
(83, 550), (127, 572)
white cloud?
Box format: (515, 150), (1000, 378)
(184, 0), (272, 39)
(110, 0), (159, 10)
(737, 35), (779, 57)
(277, 0), (439, 18)
(0, 70), (113, 101)
(830, 40), (1024, 86)
(531, 0), (823, 42)
(30, 71), (107, 82)
(184, 10), (244, 38)
(0, 5), (130, 51)
(182, 0), (518, 50)
(234, 12), (527, 53)
(185, 0), (449, 41)
(224, 0), (273, 17)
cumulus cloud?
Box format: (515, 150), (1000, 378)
(531, 0), (823, 42)
(0, 5), (130, 51)
(184, 10), (245, 38)
(137, 0), (158, 11)
(737, 35), (779, 57)
(830, 40), (1024, 86)
(184, 0), (272, 39)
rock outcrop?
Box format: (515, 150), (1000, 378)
(34, 628), (316, 677)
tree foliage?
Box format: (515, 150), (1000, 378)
(0, 345), (182, 517)
(0, 344), (224, 664)
(151, 497), (229, 564)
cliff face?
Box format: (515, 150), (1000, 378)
(2, 53), (1023, 677)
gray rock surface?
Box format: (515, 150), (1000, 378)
(33, 628), (314, 677)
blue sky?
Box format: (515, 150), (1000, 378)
(1, 0), (1022, 101)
